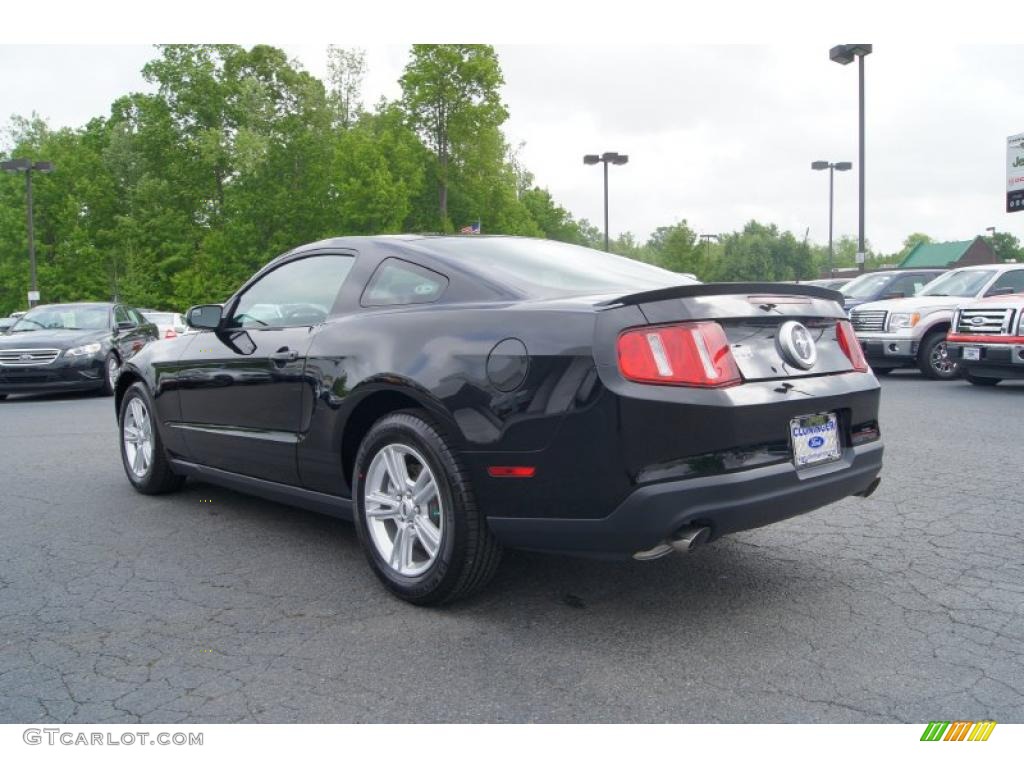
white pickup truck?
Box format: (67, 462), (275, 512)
(849, 263), (1024, 379)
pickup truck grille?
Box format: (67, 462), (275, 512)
(851, 310), (887, 333)
(0, 348), (61, 366)
(956, 308), (1014, 335)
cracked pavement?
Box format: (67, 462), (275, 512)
(0, 374), (1021, 723)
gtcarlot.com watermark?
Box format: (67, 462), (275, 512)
(23, 728), (203, 747)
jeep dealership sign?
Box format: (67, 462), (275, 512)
(1007, 133), (1024, 212)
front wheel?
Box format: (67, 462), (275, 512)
(102, 352), (120, 396)
(119, 382), (185, 494)
(353, 411), (501, 605)
(965, 372), (1001, 386)
(917, 331), (960, 380)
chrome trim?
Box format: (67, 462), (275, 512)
(0, 348), (62, 366)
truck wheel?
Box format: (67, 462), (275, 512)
(353, 410), (502, 605)
(917, 331), (959, 380)
(964, 372), (1000, 387)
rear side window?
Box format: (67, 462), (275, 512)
(362, 258), (448, 306)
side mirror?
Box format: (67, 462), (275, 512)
(186, 304), (224, 330)
(986, 286), (1016, 297)
(115, 320), (136, 332)
(882, 292), (905, 300)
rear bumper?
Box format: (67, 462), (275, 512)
(487, 440), (883, 557)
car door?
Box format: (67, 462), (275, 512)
(175, 253), (356, 485)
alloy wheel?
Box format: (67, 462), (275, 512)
(930, 341), (957, 377)
(107, 356), (120, 390)
(363, 443), (444, 577)
(123, 397), (154, 478)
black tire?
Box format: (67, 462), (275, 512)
(118, 382), (185, 494)
(917, 331), (959, 380)
(353, 410), (501, 605)
(101, 352), (120, 396)
(873, 367), (893, 376)
(965, 372), (1001, 387)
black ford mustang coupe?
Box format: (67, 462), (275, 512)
(0, 302), (158, 399)
(115, 236), (883, 604)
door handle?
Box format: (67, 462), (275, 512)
(269, 348), (299, 364)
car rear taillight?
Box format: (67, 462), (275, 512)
(164, 329), (177, 339)
(617, 322), (741, 387)
(836, 320), (869, 372)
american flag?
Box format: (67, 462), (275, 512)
(460, 221), (481, 234)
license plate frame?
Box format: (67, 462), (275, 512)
(963, 346), (981, 361)
(790, 412), (842, 468)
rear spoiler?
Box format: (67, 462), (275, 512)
(597, 282), (843, 308)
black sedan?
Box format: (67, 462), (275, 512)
(115, 236), (883, 604)
(0, 302), (158, 399)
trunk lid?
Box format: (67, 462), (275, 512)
(600, 283), (853, 381)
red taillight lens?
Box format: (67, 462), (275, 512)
(617, 322), (741, 387)
(836, 320), (868, 372)
(164, 329), (177, 339)
(487, 466), (536, 478)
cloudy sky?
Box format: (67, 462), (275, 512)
(1, 42), (1022, 253)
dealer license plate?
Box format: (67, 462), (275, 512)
(790, 412), (841, 468)
(963, 346), (981, 361)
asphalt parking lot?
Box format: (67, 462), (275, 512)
(1, 373), (1022, 724)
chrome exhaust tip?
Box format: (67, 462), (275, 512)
(670, 525), (711, 553)
(632, 542), (674, 561)
(632, 525), (711, 561)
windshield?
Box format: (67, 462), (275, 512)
(918, 270), (994, 298)
(418, 237), (698, 298)
(840, 273), (895, 300)
(9, 305), (110, 332)
(143, 313), (176, 325)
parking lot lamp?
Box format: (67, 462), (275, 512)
(584, 152), (629, 251)
(811, 161), (852, 278)
(830, 44), (872, 272)
(2, 158), (55, 307)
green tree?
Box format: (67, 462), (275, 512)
(988, 232), (1022, 263)
(400, 45), (508, 230)
(646, 221), (702, 275)
(708, 221), (815, 282)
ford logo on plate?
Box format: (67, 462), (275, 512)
(808, 435), (825, 449)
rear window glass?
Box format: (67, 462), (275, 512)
(362, 259), (448, 306)
(417, 237), (696, 298)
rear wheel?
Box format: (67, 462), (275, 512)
(917, 331), (959, 380)
(119, 382), (185, 494)
(353, 410), (501, 605)
(965, 372), (1001, 386)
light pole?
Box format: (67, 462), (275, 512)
(811, 160), (852, 278)
(2, 158), (54, 307)
(698, 233), (719, 265)
(830, 43), (872, 272)
(583, 152), (629, 251)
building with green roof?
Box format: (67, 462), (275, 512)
(898, 236), (997, 269)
